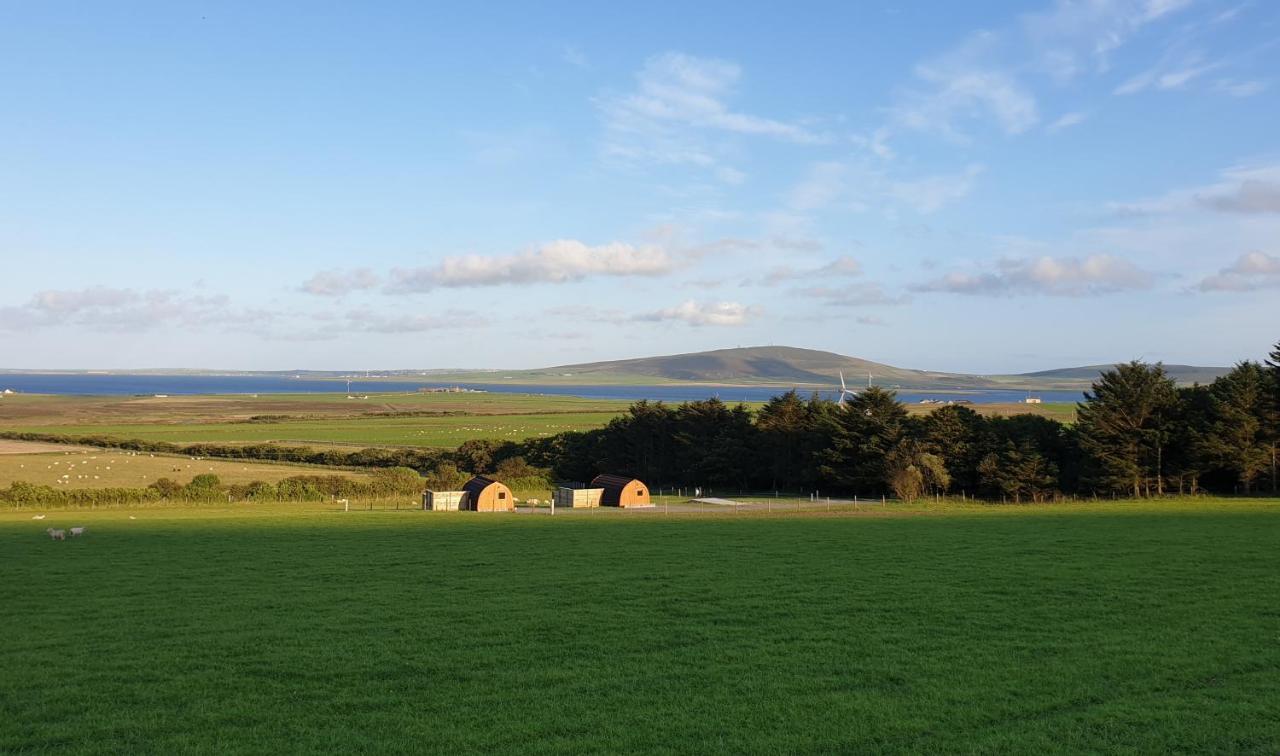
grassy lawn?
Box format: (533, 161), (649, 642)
(8, 412), (622, 448)
(0, 445), (370, 489)
(2, 499), (1277, 753)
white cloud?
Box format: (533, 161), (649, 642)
(562, 46), (588, 68)
(598, 52), (825, 177)
(1022, 0), (1195, 79)
(785, 161), (983, 216)
(1111, 162), (1280, 216)
(888, 0), (1193, 141)
(301, 268), (380, 297)
(894, 45), (1040, 139)
(636, 300), (756, 327)
(796, 283), (907, 307)
(912, 254), (1154, 296)
(889, 164), (985, 213)
(614, 52), (824, 142)
(1214, 78), (1268, 97)
(387, 240), (676, 292)
(1046, 111), (1088, 133)
(749, 256), (863, 286)
(1114, 53), (1221, 95)
(0, 287), (272, 332)
(343, 309), (489, 333)
(1196, 251), (1280, 291)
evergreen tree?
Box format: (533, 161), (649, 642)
(1265, 342), (1280, 492)
(756, 390), (812, 491)
(1076, 361), (1178, 497)
(819, 387), (908, 495)
(919, 404), (985, 494)
(1166, 385), (1215, 494)
(1204, 362), (1272, 493)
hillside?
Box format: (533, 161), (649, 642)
(431, 346), (1230, 389)
(1020, 364), (1231, 387)
(534, 346), (1000, 388)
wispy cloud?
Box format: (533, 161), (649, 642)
(1110, 162), (1280, 216)
(343, 309), (489, 333)
(598, 52), (826, 177)
(892, 36), (1040, 139)
(747, 256), (863, 286)
(0, 287), (272, 332)
(561, 45), (588, 68)
(785, 161), (983, 215)
(301, 268), (380, 297)
(1022, 0), (1195, 79)
(1196, 251), (1280, 291)
(636, 300), (757, 326)
(387, 240), (675, 292)
(1114, 52), (1222, 95)
(1213, 78), (1268, 97)
(889, 164), (985, 213)
(795, 282), (908, 307)
(912, 254), (1154, 296)
(1046, 111), (1088, 133)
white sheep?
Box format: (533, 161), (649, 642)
(32, 514), (46, 520)
(46, 528), (66, 541)
(70, 527), (86, 537)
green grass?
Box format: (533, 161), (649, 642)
(12, 412), (621, 448)
(3, 499), (1278, 753)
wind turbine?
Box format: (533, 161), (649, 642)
(836, 371), (859, 407)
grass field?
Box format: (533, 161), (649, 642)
(0, 392), (626, 448)
(3, 499), (1277, 752)
(7, 413), (622, 448)
(0, 443), (371, 489)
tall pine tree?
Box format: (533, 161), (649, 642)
(1076, 361), (1178, 497)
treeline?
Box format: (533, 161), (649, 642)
(512, 342), (1280, 501)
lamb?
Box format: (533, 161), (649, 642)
(46, 528), (66, 541)
(70, 527), (86, 537)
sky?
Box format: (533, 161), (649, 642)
(1, 0), (1278, 373)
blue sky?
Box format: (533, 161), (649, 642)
(2, 0), (1278, 372)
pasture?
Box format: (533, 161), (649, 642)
(0, 442), (370, 489)
(0, 392), (1076, 450)
(2, 499), (1277, 753)
(0, 392), (625, 448)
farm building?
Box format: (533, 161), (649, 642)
(553, 486), (602, 508)
(590, 474), (651, 508)
(461, 475), (514, 512)
(423, 490), (465, 511)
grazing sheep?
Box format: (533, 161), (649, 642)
(32, 514), (46, 520)
(46, 528), (66, 541)
(70, 527), (86, 537)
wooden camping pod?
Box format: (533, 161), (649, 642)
(590, 474), (651, 507)
(461, 476), (514, 512)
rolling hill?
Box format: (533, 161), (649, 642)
(434, 346), (1230, 389)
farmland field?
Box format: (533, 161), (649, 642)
(2, 499), (1277, 752)
(0, 392), (626, 448)
(0, 442), (371, 489)
(0, 392), (1078, 449)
